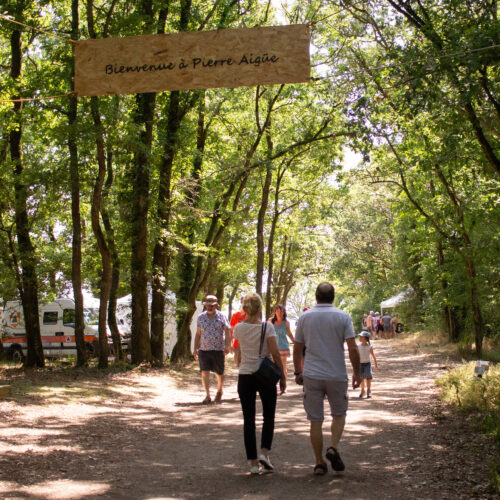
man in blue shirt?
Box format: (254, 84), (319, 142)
(293, 282), (361, 475)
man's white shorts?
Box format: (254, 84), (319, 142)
(303, 376), (349, 421)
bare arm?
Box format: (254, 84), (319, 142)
(267, 335), (286, 394)
(286, 320), (294, 342)
(224, 326), (231, 354)
(193, 328), (201, 360)
(346, 337), (361, 389)
(293, 341), (305, 385)
(232, 324), (240, 366)
(233, 346), (241, 367)
(370, 346), (378, 369)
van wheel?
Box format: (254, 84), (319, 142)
(9, 346), (24, 363)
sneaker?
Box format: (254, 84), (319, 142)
(250, 465), (261, 475)
(258, 454), (274, 471)
(326, 446), (345, 472)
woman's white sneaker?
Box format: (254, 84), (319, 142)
(259, 454), (274, 471)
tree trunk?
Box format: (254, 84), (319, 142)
(255, 134), (273, 297)
(227, 284), (239, 320)
(273, 236), (289, 306)
(172, 173), (249, 362)
(172, 84), (283, 362)
(101, 150), (123, 361)
(436, 239), (460, 343)
(172, 93), (208, 362)
(265, 164), (284, 318)
(128, 0), (160, 364)
(216, 279), (225, 308)
(150, 90), (181, 364)
(10, 25), (44, 368)
(150, 1), (193, 364)
(465, 257), (484, 357)
(130, 91), (154, 364)
(47, 226), (57, 294)
(90, 97), (111, 368)
(68, 0), (87, 367)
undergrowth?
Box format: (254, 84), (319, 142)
(436, 362), (500, 493)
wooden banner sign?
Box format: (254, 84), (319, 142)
(74, 25), (310, 96)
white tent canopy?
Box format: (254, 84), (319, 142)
(380, 288), (412, 312)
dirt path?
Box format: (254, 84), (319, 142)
(0, 341), (496, 499)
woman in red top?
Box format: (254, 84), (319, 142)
(231, 302), (247, 366)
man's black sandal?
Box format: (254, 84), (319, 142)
(313, 463), (327, 475)
(326, 446), (345, 471)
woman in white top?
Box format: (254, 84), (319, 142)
(233, 293), (286, 474)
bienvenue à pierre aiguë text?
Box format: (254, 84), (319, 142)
(105, 53), (280, 75)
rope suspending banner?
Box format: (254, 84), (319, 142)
(0, 14), (76, 44)
(0, 13), (498, 101)
(0, 93), (75, 104)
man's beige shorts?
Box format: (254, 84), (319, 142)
(303, 376), (349, 421)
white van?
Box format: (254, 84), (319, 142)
(115, 293), (203, 358)
(1, 299), (99, 361)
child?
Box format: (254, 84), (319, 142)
(358, 331), (378, 398)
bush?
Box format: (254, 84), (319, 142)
(436, 362), (500, 493)
(436, 362), (500, 441)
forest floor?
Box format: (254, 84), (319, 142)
(0, 338), (497, 500)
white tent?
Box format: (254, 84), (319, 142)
(380, 288), (412, 313)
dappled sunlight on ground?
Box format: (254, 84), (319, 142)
(0, 479), (110, 499)
(0, 339), (495, 499)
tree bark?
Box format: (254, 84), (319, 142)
(465, 258), (484, 357)
(255, 132), (273, 297)
(150, 0), (193, 364)
(150, 90), (181, 364)
(172, 172), (249, 362)
(89, 97), (111, 368)
(436, 239), (459, 342)
(265, 161), (287, 318)
(101, 150), (123, 361)
(130, 91), (155, 364)
(129, 0), (159, 364)
(68, 0), (87, 367)
(10, 24), (44, 368)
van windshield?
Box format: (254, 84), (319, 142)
(63, 309), (76, 327)
(84, 308), (99, 326)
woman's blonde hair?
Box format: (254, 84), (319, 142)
(242, 293), (262, 316)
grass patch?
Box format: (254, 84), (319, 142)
(396, 330), (500, 363)
(436, 362), (500, 494)
(396, 329), (456, 356)
(457, 338), (500, 363)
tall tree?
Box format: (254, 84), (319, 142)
(129, 0), (159, 364)
(67, 0), (87, 366)
(8, 4), (44, 367)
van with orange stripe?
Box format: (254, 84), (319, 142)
(2, 299), (99, 361)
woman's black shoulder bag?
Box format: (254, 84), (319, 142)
(253, 322), (282, 386)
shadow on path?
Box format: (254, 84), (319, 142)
(0, 341), (495, 499)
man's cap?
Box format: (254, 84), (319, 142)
(359, 331), (371, 338)
(203, 295), (218, 305)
